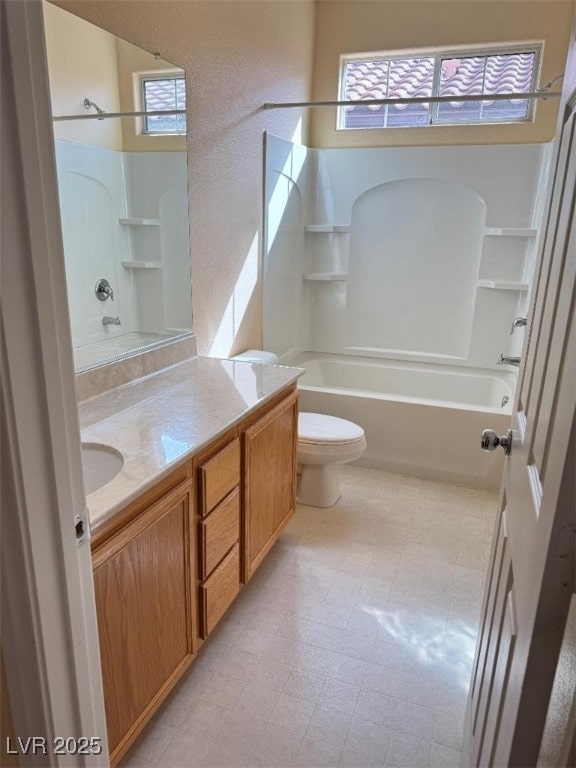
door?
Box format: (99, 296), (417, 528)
(2, 1), (109, 764)
(92, 482), (194, 762)
(467, 39), (576, 768)
(243, 391), (298, 579)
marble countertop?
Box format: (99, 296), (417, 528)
(79, 356), (303, 529)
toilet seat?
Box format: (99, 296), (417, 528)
(298, 413), (365, 446)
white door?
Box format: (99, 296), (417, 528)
(1, 1), (108, 763)
(466, 37), (576, 768)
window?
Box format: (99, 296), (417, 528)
(142, 76), (186, 134)
(338, 45), (540, 130)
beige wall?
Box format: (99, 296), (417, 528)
(44, 2), (186, 152)
(311, 0), (574, 148)
(44, 1), (123, 149)
(50, 0), (315, 356)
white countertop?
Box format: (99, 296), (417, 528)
(79, 356), (303, 529)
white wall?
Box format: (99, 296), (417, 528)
(264, 138), (552, 371)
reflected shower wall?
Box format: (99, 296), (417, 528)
(55, 141), (192, 369)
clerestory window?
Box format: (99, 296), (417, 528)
(338, 45), (540, 130)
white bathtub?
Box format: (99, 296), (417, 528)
(285, 352), (515, 490)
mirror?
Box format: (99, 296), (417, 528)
(44, 3), (193, 372)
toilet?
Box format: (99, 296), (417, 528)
(297, 412), (367, 507)
(231, 350), (367, 508)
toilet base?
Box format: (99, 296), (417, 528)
(297, 463), (341, 508)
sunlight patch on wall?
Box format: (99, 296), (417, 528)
(209, 232), (259, 358)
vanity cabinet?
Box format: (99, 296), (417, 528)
(242, 390), (298, 580)
(91, 384), (297, 765)
(92, 477), (195, 762)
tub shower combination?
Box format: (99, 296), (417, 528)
(263, 136), (549, 491)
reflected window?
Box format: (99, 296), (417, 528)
(142, 76), (187, 134)
(339, 46), (539, 130)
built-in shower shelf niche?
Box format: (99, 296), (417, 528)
(477, 279), (529, 291)
(122, 261), (163, 269)
(303, 272), (348, 282)
(304, 224), (351, 233)
(484, 227), (537, 238)
(119, 217), (161, 226)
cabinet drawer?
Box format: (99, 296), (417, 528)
(199, 488), (240, 579)
(200, 543), (240, 638)
(199, 439), (240, 515)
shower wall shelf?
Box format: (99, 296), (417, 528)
(477, 280), (529, 291)
(303, 272), (348, 282)
(484, 228), (537, 237)
(304, 224), (350, 233)
(119, 217), (161, 226)
(121, 261), (163, 269)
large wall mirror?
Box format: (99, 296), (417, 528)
(44, 2), (193, 372)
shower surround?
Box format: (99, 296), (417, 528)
(263, 134), (550, 487)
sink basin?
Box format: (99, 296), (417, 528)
(81, 442), (124, 495)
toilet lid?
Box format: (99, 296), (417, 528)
(298, 412), (365, 445)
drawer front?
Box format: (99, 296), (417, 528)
(199, 488), (240, 579)
(200, 543), (240, 638)
(199, 439), (240, 515)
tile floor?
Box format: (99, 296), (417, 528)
(123, 466), (498, 768)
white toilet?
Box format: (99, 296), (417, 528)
(231, 350), (367, 508)
(297, 412), (367, 507)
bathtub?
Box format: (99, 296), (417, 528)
(284, 352), (515, 490)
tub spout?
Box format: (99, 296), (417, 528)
(510, 316), (527, 334)
(102, 315), (121, 326)
(498, 354), (521, 367)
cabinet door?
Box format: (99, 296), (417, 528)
(92, 481), (194, 761)
(243, 391), (298, 579)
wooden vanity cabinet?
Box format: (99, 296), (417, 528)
(91, 385), (298, 765)
(92, 476), (195, 765)
(242, 389), (298, 580)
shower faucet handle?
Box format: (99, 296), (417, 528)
(95, 278), (114, 302)
(510, 316), (527, 334)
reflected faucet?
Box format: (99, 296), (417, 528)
(95, 278), (114, 302)
(102, 316), (121, 326)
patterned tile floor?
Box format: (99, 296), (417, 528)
(123, 466), (498, 768)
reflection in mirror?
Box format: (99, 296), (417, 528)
(43, 2), (193, 372)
